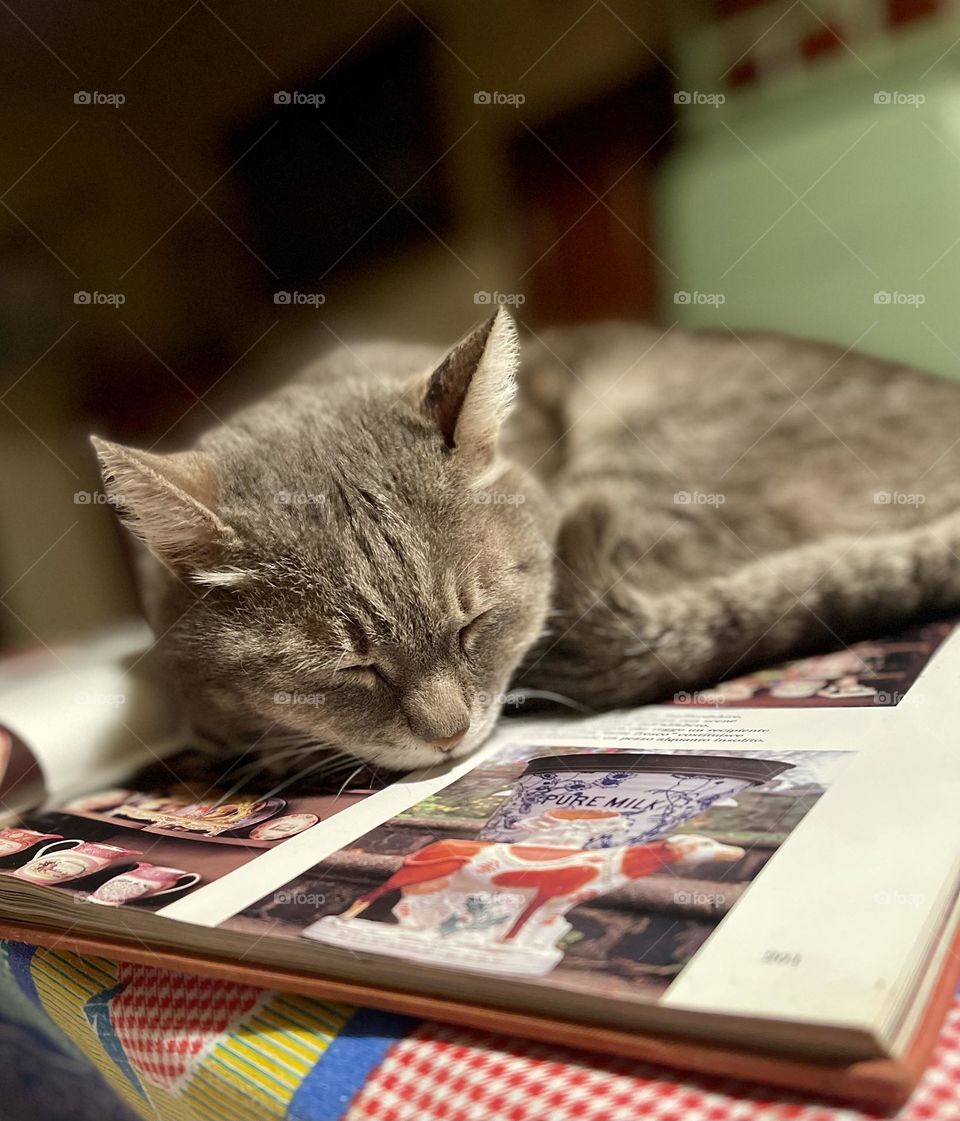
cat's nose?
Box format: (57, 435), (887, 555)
(432, 726), (469, 753)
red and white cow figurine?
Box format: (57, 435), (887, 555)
(334, 834), (744, 962)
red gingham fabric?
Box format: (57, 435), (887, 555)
(110, 963), (264, 1091)
(345, 996), (960, 1121)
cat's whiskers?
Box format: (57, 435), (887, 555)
(507, 688), (593, 713)
(334, 764), (366, 799)
(214, 743), (315, 784)
(259, 754), (364, 800)
(210, 742), (356, 804)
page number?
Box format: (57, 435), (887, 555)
(762, 950), (802, 967)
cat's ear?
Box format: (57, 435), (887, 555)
(91, 437), (237, 570)
(420, 307), (519, 465)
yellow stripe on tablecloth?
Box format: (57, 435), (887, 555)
(33, 956), (96, 1003)
(271, 992), (353, 1034)
(179, 988), (352, 1119)
(225, 1033), (305, 1090)
(202, 1051), (287, 1107)
(181, 1065), (283, 1121)
(249, 1009), (326, 1063)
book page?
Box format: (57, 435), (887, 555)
(0, 622), (182, 814)
(0, 725), (46, 825)
(149, 622), (957, 1044)
(0, 744), (382, 909)
(661, 627), (960, 1044)
(3, 620), (957, 1045)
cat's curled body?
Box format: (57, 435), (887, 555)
(94, 310), (960, 771)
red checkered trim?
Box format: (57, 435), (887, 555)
(346, 997), (960, 1121)
(110, 963), (264, 1091)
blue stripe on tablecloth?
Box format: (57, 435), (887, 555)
(2, 940), (40, 1004)
(83, 981), (147, 1101)
(285, 1005), (415, 1121)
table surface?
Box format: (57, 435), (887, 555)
(1, 939), (958, 1121)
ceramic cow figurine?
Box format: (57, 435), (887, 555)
(338, 834), (744, 943)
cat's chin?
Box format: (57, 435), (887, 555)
(351, 735), (478, 773)
(350, 705), (502, 773)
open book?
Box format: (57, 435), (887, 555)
(1, 619), (958, 1108)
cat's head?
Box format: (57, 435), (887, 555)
(93, 310), (556, 771)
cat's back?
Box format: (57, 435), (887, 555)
(522, 320), (960, 462)
(525, 320), (960, 404)
(521, 320), (960, 554)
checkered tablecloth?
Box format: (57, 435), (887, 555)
(1, 940), (958, 1121)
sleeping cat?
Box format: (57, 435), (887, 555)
(93, 309), (960, 772)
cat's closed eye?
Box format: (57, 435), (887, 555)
(337, 663), (388, 686)
(459, 611), (493, 654)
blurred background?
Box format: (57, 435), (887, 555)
(1, 0), (958, 652)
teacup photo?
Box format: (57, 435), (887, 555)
(10, 841), (142, 885)
(249, 813), (319, 841)
(0, 828), (64, 859)
(85, 863), (201, 906)
(63, 789), (133, 814)
(769, 680), (826, 699)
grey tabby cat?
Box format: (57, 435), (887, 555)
(93, 309), (960, 771)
